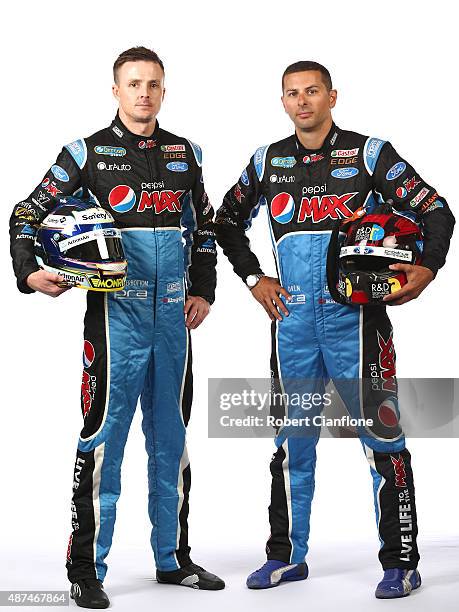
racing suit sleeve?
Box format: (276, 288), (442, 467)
(9, 148), (82, 293)
(181, 157), (217, 304)
(214, 153), (265, 281)
(372, 142), (455, 275)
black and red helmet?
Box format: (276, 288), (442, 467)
(327, 203), (424, 305)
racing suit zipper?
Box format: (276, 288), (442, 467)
(145, 149), (159, 326)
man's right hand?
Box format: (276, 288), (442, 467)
(250, 276), (292, 321)
(26, 270), (70, 297)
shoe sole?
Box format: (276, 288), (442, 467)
(69, 592), (110, 608)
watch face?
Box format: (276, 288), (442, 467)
(246, 275), (257, 288)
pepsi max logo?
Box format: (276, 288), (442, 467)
(138, 140), (156, 149)
(166, 162), (188, 172)
(331, 167), (359, 179)
(271, 192), (295, 224)
(51, 165), (70, 182)
(83, 340), (95, 368)
(386, 162), (406, 181)
(41, 178), (62, 197)
(108, 185), (136, 213)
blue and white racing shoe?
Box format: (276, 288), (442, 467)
(375, 569), (421, 599)
(246, 560), (308, 589)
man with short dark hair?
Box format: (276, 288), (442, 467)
(10, 46), (224, 607)
(215, 61), (454, 598)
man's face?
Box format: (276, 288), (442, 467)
(282, 70), (337, 131)
(112, 60), (165, 124)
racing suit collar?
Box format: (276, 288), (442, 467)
(110, 112), (160, 148)
(294, 122), (340, 156)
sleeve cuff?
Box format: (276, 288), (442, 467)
(420, 258), (439, 278)
(17, 268), (39, 294)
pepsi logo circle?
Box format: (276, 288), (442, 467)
(271, 192), (295, 224)
(396, 186), (407, 199)
(108, 185), (136, 213)
(83, 340), (95, 368)
(378, 398), (399, 427)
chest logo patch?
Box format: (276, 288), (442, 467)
(270, 192), (295, 224)
(331, 167), (359, 179)
(108, 185), (137, 213)
(298, 192), (358, 223)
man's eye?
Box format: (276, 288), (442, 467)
(151, 83), (158, 88)
(129, 83), (137, 87)
(288, 92), (297, 97)
(308, 89), (318, 94)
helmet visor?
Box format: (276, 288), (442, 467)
(59, 229), (125, 262)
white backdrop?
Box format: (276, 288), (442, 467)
(1, 1), (458, 610)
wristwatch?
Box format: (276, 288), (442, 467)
(245, 273), (264, 289)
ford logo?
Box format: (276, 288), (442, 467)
(331, 167), (359, 179)
(51, 165), (70, 182)
(166, 162), (188, 172)
(386, 162), (406, 181)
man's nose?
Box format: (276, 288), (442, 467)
(298, 93), (308, 106)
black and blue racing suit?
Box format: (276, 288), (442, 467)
(9, 114), (217, 581)
(215, 124), (454, 569)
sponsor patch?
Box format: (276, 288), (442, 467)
(73, 208), (114, 224)
(386, 162), (406, 181)
(138, 140), (156, 149)
(410, 187), (430, 208)
(94, 145), (126, 157)
(298, 192), (358, 223)
(271, 156), (296, 169)
(271, 192), (295, 224)
(51, 165), (70, 182)
(166, 162), (188, 172)
(331, 148), (359, 158)
(303, 153), (324, 164)
(161, 144), (186, 152)
(331, 167), (359, 179)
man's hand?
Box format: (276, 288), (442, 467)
(250, 276), (292, 321)
(26, 270), (70, 297)
(184, 296), (211, 329)
(383, 264), (434, 306)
